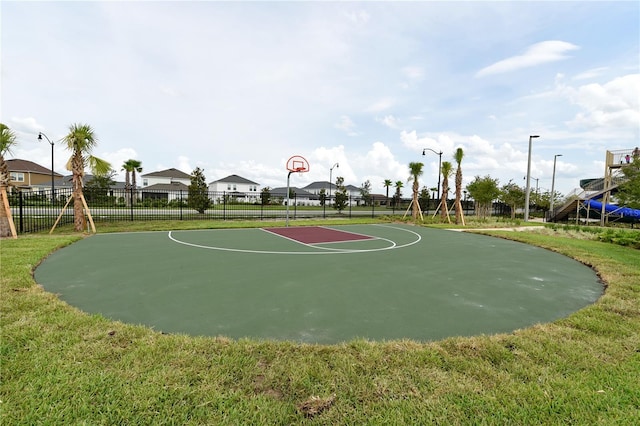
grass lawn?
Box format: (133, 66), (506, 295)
(1, 219), (639, 424)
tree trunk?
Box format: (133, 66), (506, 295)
(412, 179), (419, 219)
(0, 185), (12, 238)
(455, 169), (463, 224)
(72, 153), (86, 232)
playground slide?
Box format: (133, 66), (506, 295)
(586, 199), (640, 220)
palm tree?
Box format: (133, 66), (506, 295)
(394, 180), (403, 208)
(122, 159), (143, 206)
(407, 162), (424, 220)
(453, 148), (465, 225)
(440, 161), (453, 221)
(383, 179), (392, 205)
(63, 123), (111, 232)
(1, 123), (18, 238)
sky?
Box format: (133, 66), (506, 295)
(2, 1), (639, 197)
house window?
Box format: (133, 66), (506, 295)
(143, 179), (148, 187)
(10, 172), (25, 182)
(227, 184), (231, 190)
(233, 184), (237, 191)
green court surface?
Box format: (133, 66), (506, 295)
(35, 224), (603, 344)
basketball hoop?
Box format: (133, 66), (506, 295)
(285, 155), (310, 227)
(286, 155), (310, 174)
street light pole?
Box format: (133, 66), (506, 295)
(524, 135), (539, 222)
(550, 154), (563, 215)
(38, 132), (55, 203)
(422, 148), (443, 201)
(329, 162), (339, 206)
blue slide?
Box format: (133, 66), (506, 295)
(586, 199), (640, 220)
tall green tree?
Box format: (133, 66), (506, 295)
(188, 167), (211, 214)
(122, 159), (143, 206)
(453, 148), (465, 224)
(333, 176), (348, 213)
(407, 162), (424, 220)
(63, 123), (111, 232)
(0, 123), (18, 238)
(466, 175), (501, 219)
(500, 180), (525, 219)
(440, 161), (454, 221)
(383, 179), (392, 204)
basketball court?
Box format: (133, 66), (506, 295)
(35, 224), (603, 344)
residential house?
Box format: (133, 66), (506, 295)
(269, 187), (319, 206)
(6, 159), (62, 192)
(208, 174), (260, 204)
(303, 181), (364, 205)
(140, 168), (192, 202)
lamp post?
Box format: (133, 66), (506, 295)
(38, 132), (55, 203)
(524, 135), (540, 222)
(550, 154), (563, 215)
(329, 162), (339, 206)
(422, 148), (443, 201)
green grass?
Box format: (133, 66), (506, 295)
(2, 219), (639, 424)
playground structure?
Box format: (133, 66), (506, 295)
(548, 148), (640, 225)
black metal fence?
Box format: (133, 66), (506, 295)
(8, 187), (495, 235)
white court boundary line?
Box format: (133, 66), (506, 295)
(167, 224), (422, 255)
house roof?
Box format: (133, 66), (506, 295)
(54, 175), (127, 190)
(141, 168), (191, 179)
(303, 181), (335, 190)
(210, 174), (259, 185)
(7, 159), (63, 177)
(142, 182), (189, 191)
(270, 187), (318, 198)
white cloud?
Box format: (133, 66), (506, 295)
(565, 74), (640, 129)
(366, 98), (395, 113)
(334, 115), (359, 136)
(572, 67), (609, 80)
(476, 41), (579, 77)
(377, 115), (399, 129)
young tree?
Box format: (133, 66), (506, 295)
(407, 162), (424, 220)
(318, 188), (327, 207)
(499, 180), (525, 219)
(418, 186), (430, 211)
(188, 167), (211, 214)
(440, 161), (454, 221)
(393, 180), (404, 208)
(63, 123), (111, 232)
(360, 180), (372, 206)
(383, 179), (392, 205)
(84, 170), (116, 205)
(466, 175), (500, 219)
(333, 176), (348, 213)
(261, 187), (271, 205)
(0, 123), (18, 238)
(453, 148), (465, 225)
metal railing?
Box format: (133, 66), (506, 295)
(8, 188), (458, 234)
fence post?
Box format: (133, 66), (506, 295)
(18, 190), (24, 233)
(180, 190), (183, 220)
(130, 187), (134, 221)
(223, 191), (226, 220)
(371, 197), (375, 218)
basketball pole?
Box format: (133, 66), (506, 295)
(286, 170), (293, 227)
